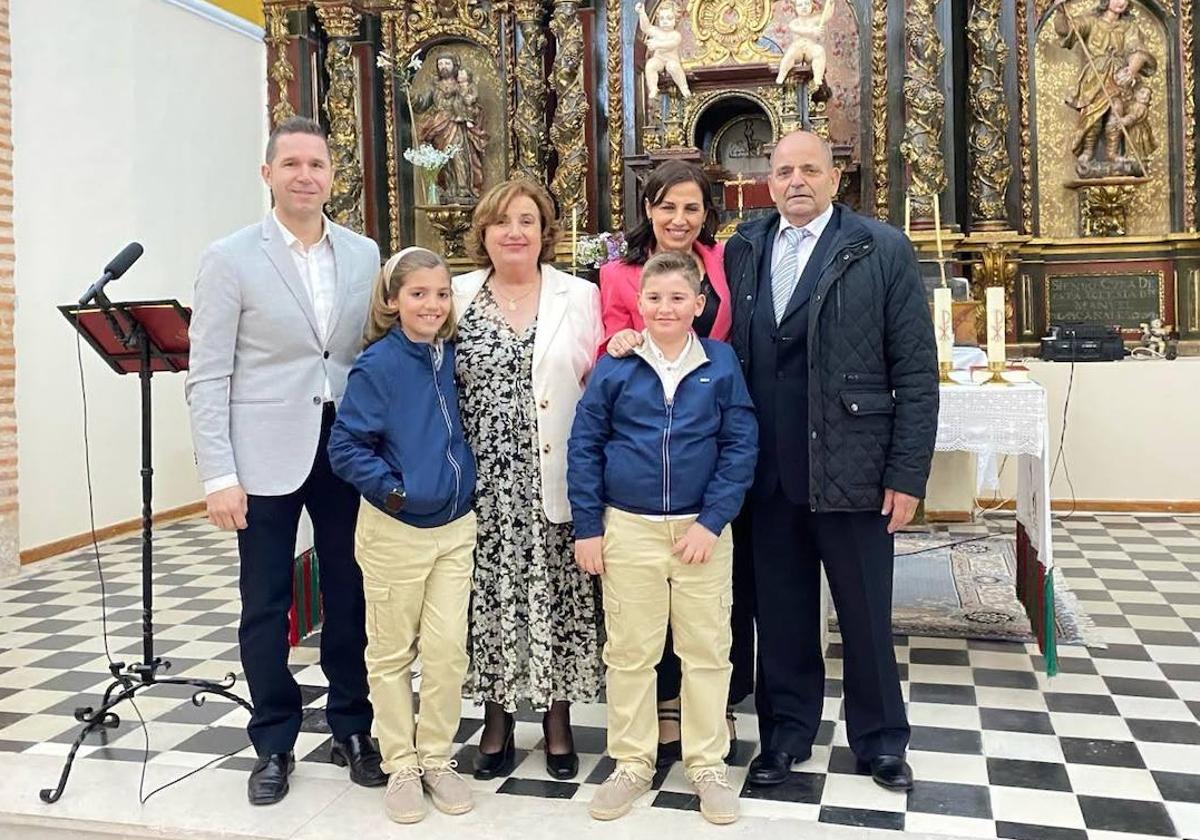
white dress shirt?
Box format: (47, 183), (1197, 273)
(771, 203), (835, 278)
(203, 212), (337, 496)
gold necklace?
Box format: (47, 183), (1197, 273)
(490, 278), (539, 312)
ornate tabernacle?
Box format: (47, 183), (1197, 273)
(262, 0), (1200, 344)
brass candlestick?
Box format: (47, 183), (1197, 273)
(984, 359), (1009, 386)
(939, 361), (954, 385)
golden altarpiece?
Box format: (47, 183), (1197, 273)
(262, 0), (1200, 347)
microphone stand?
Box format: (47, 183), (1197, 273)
(42, 295), (253, 804)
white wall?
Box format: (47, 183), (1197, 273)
(927, 357), (1200, 509)
(12, 0), (267, 550)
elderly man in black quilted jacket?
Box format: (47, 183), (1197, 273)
(726, 130), (937, 793)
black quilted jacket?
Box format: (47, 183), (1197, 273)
(725, 205), (939, 511)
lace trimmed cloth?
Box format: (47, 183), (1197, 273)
(935, 382), (1048, 491)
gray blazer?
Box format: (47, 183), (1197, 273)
(186, 213), (380, 496)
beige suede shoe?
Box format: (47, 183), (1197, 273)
(423, 760), (474, 815)
(691, 766), (740, 825)
(384, 766), (427, 824)
(588, 764), (653, 820)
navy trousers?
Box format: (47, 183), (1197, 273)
(236, 404), (372, 755)
(750, 493), (909, 760)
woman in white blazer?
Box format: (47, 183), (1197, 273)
(452, 179), (603, 782)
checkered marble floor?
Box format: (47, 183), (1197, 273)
(1, 513), (1199, 840)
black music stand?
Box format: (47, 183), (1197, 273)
(42, 296), (252, 803)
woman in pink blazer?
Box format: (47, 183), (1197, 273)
(596, 159), (752, 767)
(598, 160), (731, 355)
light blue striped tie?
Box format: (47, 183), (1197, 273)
(772, 226), (809, 324)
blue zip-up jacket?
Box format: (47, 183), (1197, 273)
(567, 336), (758, 540)
(328, 326), (475, 528)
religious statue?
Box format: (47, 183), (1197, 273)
(1138, 317), (1173, 358)
(1054, 0), (1157, 179)
(636, 2), (691, 103)
(412, 53), (489, 203)
(1106, 82), (1156, 165)
(775, 0), (836, 88)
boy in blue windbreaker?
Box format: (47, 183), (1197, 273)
(567, 250), (757, 825)
(328, 247), (476, 825)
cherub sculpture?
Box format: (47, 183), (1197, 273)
(1139, 317), (1171, 357)
(775, 0), (836, 88)
(636, 2), (691, 102)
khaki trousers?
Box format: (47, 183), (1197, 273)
(600, 508), (733, 777)
(355, 502), (476, 773)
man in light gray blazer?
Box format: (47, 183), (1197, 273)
(186, 116), (384, 805)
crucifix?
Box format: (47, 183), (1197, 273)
(726, 171), (756, 219)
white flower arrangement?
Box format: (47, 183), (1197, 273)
(404, 143), (461, 171)
(575, 231), (627, 268)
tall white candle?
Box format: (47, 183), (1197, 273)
(934, 286), (953, 364)
(986, 286), (1006, 364)
(904, 193), (911, 238)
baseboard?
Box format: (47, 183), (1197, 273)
(972, 498), (1200, 514)
(19, 501), (207, 565)
(924, 510), (975, 523)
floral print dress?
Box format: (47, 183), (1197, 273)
(455, 284), (603, 711)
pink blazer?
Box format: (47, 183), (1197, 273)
(597, 239), (731, 357)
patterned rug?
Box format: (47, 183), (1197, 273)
(832, 533), (1103, 646)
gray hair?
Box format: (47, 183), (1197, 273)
(770, 130), (835, 171)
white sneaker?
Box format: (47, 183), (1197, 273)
(423, 760), (474, 815)
(588, 764), (653, 820)
(384, 765), (427, 824)
(691, 766), (739, 825)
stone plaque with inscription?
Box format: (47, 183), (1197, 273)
(1046, 273), (1162, 329)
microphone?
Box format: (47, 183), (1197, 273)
(79, 242), (144, 305)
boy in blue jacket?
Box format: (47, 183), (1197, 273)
(567, 251), (757, 825)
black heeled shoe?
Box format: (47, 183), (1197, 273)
(656, 703), (682, 768)
(472, 713), (515, 780)
(542, 720), (579, 780)
(723, 706), (737, 764)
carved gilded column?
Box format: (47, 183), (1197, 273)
(549, 0), (589, 225)
(1016, 0), (1032, 234)
(382, 12), (401, 249)
(966, 0), (1011, 231)
(1183, 0), (1196, 231)
(871, 0), (888, 220)
(316, 4), (365, 232)
(606, 0), (623, 225)
(513, 0), (549, 184)
(899, 0), (947, 222)
(265, 5), (296, 127)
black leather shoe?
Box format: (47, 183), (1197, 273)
(859, 754), (914, 792)
(248, 752), (294, 805)
(330, 732), (387, 787)
(542, 720), (579, 780)
(473, 715), (515, 780)
(747, 748), (811, 786)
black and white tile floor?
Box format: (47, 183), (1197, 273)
(0, 513), (1198, 839)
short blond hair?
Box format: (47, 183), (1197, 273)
(365, 248), (455, 345)
(466, 178), (561, 267)
(641, 251), (701, 294)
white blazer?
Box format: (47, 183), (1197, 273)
(453, 264), (603, 524)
